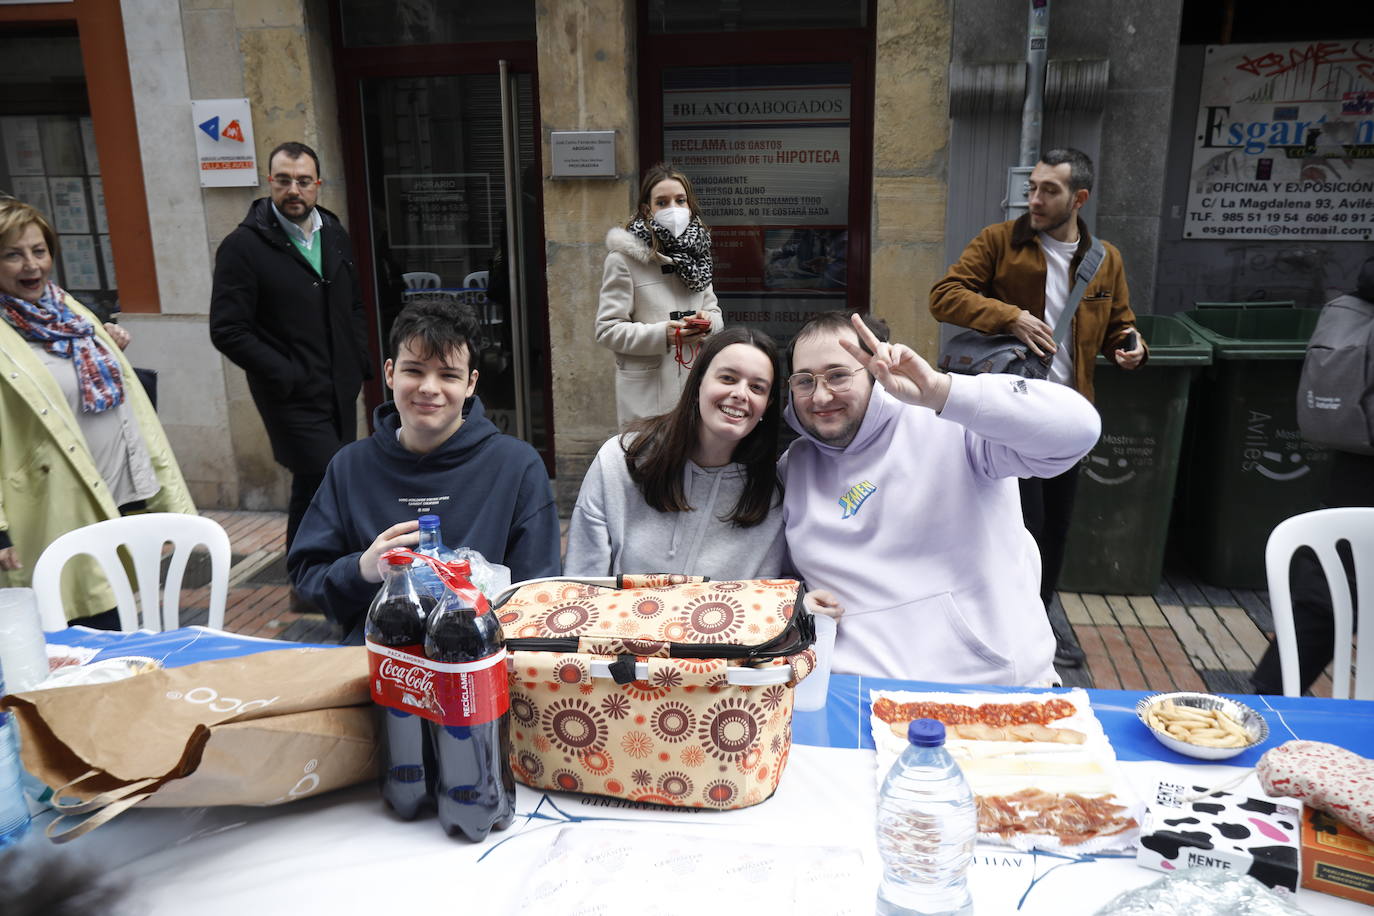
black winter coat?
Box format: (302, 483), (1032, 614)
(210, 199), (371, 474)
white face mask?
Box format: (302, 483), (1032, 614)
(653, 207), (692, 238)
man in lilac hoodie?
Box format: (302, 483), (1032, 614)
(779, 313), (1100, 684)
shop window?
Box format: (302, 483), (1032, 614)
(646, 0), (866, 33)
(0, 33), (118, 318)
(337, 0), (535, 47)
(662, 63), (855, 344)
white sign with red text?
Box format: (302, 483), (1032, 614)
(191, 98), (258, 188)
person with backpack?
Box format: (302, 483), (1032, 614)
(1251, 254), (1374, 694)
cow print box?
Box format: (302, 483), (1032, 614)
(1136, 780), (1301, 894)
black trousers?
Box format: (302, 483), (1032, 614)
(287, 471), (327, 553)
(1250, 452), (1373, 694)
(1250, 541), (1356, 695)
(1019, 466), (1081, 612)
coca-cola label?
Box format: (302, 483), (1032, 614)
(366, 640), (509, 727)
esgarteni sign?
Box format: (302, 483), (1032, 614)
(1185, 40), (1374, 241)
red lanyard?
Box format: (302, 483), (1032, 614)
(673, 326), (701, 371)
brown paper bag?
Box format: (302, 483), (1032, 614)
(0, 646), (378, 841)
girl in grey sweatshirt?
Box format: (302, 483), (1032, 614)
(565, 327), (787, 579)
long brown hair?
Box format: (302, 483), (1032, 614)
(623, 327), (782, 527)
(626, 163), (709, 256)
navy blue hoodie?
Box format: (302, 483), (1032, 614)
(287, 395), (560, 642)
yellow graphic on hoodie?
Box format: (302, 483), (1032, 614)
(838, 480), (878, 519)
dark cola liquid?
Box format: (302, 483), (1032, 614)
(367, 592), (437, 820)
(425, 603), (515, 842)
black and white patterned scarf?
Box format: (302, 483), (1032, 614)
(627, 215), (714, 292)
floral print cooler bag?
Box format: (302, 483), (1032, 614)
(496, 575), (818, 810)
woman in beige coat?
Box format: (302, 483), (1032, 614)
(595, 164), (722, 427)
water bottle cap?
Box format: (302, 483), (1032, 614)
(385, 552), (414, 566)
(418, 515), (440, 529)
(906, 718), (946, 747)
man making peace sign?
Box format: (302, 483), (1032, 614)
(777, 312), (1100, 684)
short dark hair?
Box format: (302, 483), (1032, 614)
(624, 326), (782, 527)
(388, 299), (482, 369)
(786, 311), (890, 371)
(0, 848), (132, 916)
(1039, 147), (1094, 194)
(267, 141), (321, 177)
(1357, 255), (1374, 302)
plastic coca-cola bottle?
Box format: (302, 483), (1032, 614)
(424, 559), (515, 841)
(364, 551), (438, 820)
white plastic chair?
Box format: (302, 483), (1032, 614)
(402, 271), (441, 290)
(1265, 507), (1374, 699)
(32, 514), (231, 633)
(462, 270), (489, 290)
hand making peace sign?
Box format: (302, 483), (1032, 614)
(836, 313), (952, 413)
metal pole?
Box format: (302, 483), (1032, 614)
(1020, 0), (1050, 168)
(498, 60), (530, 441)
(1005, 0), (1050, 221)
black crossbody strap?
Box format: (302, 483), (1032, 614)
(1051, 237), (1107, 349)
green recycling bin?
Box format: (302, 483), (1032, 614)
(1059, 315), (1212, 595)
(1172, 303), (1331, 589)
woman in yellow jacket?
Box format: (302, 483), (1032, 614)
(0, 197), (193, 626)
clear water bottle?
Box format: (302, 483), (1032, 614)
(414, 515), (458, 601)
(0, 662), (32, 850)
(876, 718), (977, 916)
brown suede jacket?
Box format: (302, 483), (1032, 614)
(929, 214), (1145, 403)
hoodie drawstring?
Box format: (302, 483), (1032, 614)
(671, 463), (725, 568)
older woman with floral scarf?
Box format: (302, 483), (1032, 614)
(595, 163), (723, 428)
(0, 197), (192, 627)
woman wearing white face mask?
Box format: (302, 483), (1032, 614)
(595, 163), (723, 427)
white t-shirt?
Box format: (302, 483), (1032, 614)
(1039, 233), (1078, 387)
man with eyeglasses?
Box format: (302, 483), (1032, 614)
(210, 141), (370, 574)
(778, 311), (1100, 685)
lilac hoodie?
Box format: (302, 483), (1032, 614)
(779, 373), (1100, 685)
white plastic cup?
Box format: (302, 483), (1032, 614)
(0, 588), (49, 693)
(793, 614), (837, 712)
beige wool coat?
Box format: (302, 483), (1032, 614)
(594, 227), (722, 427)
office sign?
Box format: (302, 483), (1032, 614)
(1185, 40), (1374, 241)
(192, 99), (258, 188)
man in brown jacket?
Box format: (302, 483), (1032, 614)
(930, 148), (1146, 669)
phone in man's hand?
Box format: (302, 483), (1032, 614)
(1119, 331), (1138, 352)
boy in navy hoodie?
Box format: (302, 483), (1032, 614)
(288, 300), (560, 643)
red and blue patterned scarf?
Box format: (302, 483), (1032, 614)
(1, 282), (125, 413)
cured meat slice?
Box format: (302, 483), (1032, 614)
(872, 696), (1077, 728)
(975, 789), (1138, 846)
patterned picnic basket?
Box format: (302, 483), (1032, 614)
(495, 575), (818, 810)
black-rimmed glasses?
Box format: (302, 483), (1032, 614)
(787, 367), (863, 398)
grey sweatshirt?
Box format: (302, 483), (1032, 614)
(564, 435), (787, 579)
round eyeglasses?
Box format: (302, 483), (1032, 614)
(786, 367), (863, 398)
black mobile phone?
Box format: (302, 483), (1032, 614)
(1120, 331), (1138, 352)
(669, 310), (694, 320)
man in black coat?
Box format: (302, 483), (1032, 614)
(210, 141), (371, 552)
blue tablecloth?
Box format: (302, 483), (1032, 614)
(46, 626), (333, 668)
(44, 629), (1374, 763)
(792, 674), (1374, 763)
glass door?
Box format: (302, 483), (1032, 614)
(354, 66), (550, 464)
(638, 7), (874, 348)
